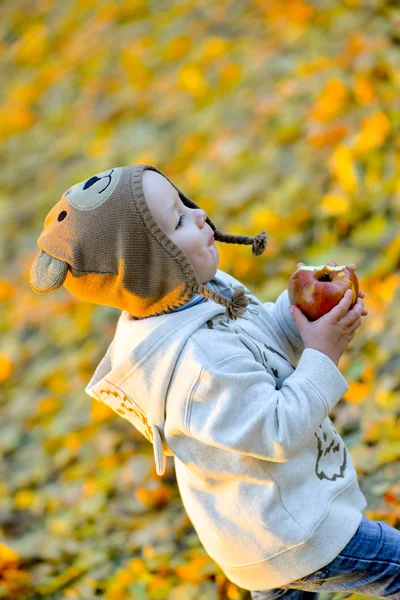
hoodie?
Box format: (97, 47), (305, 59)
(85, 269), (367, 591)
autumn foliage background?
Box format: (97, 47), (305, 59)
(1, 0), (400, 599)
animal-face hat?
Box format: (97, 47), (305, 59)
(29, 165), (268, 319)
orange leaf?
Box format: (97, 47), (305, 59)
(0, 352), (13, 384)
(308, 124), (349, 148)
(384, 485), (400, 506)
(343, 381), (371, 404)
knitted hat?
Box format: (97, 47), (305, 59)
(29, 165), (268, 320)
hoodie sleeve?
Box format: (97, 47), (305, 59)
(185, 346), (349, 463)
(261, 288), (304, 358)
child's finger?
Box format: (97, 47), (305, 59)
(334, 289), (353, 319)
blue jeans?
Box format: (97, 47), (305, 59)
(250, 516), (400, 599)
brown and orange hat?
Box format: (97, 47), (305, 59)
(29, 164), (268, 320)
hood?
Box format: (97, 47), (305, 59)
(85, 271), (236, 476)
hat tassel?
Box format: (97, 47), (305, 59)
(252, 230), (268, 257)
(199, 283), (250, 320)
(226, 286), (249, 320)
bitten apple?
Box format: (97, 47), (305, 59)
(288, 264), (359, 321)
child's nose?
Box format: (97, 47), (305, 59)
(197, 209), (207, 224)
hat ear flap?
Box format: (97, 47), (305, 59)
(29, 250), (69, 294)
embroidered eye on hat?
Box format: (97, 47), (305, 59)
(29, 164), (268, 320)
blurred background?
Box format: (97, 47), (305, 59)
(1, 0), (399, 598)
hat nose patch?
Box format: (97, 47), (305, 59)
(65, 167), (123, 210)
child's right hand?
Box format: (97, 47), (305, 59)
(290, 289), (367, 367)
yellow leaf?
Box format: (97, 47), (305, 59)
(296, 56), (332, 77)
(234, 256), (252, 279)
(14, 490), (35, 510)
(97, 3), (119, 21)
(44, 370), (69, 395)
(64, 432), (81, 453)
(375, 389), (394, 409)
(350, 214), (388, 248)
(0, 103), (36, 138)
(76, 0), (98, 10)
(37, 396), (62, 417)
(49, 519), (69, 535)
(385, 233), (400, 265)
(15, 23), (48, 64)
(249, 207), (281, 234)
(330, 145), (358, 193)
(132, 152), (157, 165)
(162, 34), (192, 61)
(86, 136), (111, 158)
(120, 42), (152, 88)
(375, 274), (399, 303)
(126, 557), (147, 576)
(178, 133), (207, 159)
(147, 574), (171, 597)
(178, 65), (208, 97)
(377, 441), (400, 465)
(201, 37), (230, 62)
(91, 398), (114, 423)
(352, 112), (390, 155)
(8, 82), (39, 106)
(320, 194), (349, 215)
(219, 62), (242, 87)
(343, 381), (371, 404)
(0, 544), (19, 569)
(310, 78), (349, 122)
(98, 454), (119, 469)
(64, 589), (80, 599)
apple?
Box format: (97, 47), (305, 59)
(288, 264), (359, 321)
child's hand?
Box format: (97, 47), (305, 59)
(291, 261), (368, 366)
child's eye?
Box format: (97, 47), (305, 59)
(176, 215), (184, 229)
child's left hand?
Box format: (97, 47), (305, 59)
(296, 261), (368, 316)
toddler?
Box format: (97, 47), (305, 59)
(30, 165), (400, 598)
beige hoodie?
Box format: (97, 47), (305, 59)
(85, 269), (367, 591)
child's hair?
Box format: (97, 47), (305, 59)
(29, 164), (268, 320)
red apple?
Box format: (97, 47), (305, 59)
(288, 264), (359, 321)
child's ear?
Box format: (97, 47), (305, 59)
(29, 250), (68, 294)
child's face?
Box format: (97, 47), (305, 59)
(143, 171), (219, 285)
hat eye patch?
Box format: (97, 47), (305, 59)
(66, 167), (123, 210)
(57, 210), (67, 222)
(83, 172), (112, 194)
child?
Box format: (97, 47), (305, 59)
(30, 165), (400, 598)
